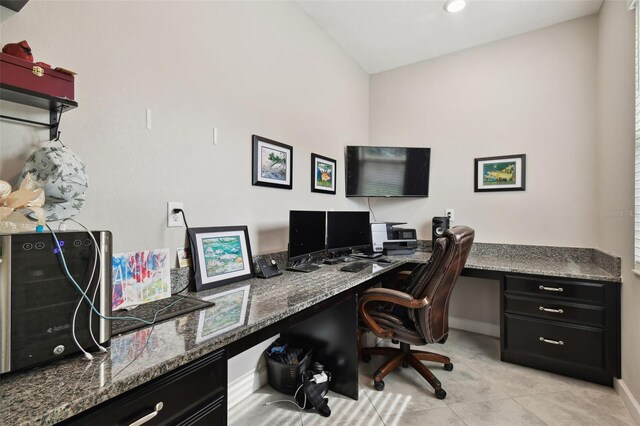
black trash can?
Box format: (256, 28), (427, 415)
(264, 339), (312, 395)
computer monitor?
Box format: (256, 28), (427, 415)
(327, 211), (371, 254)
(288, 210), (326, 262)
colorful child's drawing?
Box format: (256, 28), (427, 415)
(202, 236), (245, 278)
(112, 248), (171, 311)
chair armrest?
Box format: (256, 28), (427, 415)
(359, 288), (429, 339)
(361, 287), (429, 309)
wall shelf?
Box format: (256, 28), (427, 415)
(0, 82), (77, 140)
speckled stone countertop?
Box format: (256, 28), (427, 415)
(422, 242), (620, 283)
(0, 244), (621, 425)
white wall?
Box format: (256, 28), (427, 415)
(369, 16), (599, 247)
(596, 0), (640, 418)
(369, 15), (600, 339)
(0, 0), (369, 258)
(0, 0), (369, 388)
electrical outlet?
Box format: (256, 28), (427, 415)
(167, 202), (185, 227)
(445, 209), (455, 222)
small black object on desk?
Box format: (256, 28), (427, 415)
(256, 258), (282, 278)
(340, 261), (370, 273)
(287, 263), (320, 273)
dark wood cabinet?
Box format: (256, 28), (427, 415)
(62, 349), (227, 426)
(501, 274), (620, 386)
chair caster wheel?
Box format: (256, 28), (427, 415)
(391, 339), (399, 344)
(362, 354), (371, 363)
(435, 389), (447, 400)
(374, 380), (385, 391)
(444, 363), (453, 371)
(402, 361), (409, 368)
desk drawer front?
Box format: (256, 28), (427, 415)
(504, 315), (604, 369)
(504, 295), (605, 327)
(505, 275), (605, 304)
(63, 349), (227, 426)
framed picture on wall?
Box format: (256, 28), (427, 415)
(474, 154), (526, 192)
(188, 226), (255, 292)
(310, 153), (336, 194)
(252, 135), (293, 189)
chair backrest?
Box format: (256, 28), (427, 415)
(408, 226), (475, 343)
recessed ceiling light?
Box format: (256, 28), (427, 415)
(444, 0), (466, 13)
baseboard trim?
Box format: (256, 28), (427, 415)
(228, 367), (268, 409)
(449, 316), (500, 337)
(615, 378), (640, 425)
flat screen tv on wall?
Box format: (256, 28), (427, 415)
(345, 146), (431, 197)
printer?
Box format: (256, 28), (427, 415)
(371, 222), (418, 255)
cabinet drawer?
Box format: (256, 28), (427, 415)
(177, 394), (226, 426)
(504, 315), (604, 370)
(505, 275), (605, 304)
(63, 349), (226, 426)
(504, 295), (604, 327)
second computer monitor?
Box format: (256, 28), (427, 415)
(288, 210), (326, 261)
(327, 211), (371, 254)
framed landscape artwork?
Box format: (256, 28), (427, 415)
(252, 135), (293, 190)
(189, 226), (255, 292)
(311, 153), (336, 194)
(474, 154), (526, 192)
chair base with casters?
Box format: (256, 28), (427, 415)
(361, 341), (452, 399)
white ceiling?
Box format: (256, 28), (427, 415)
(294, 0), (604, 74)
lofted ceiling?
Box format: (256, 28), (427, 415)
(294, 0), (604, 74)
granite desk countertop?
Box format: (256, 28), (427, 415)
(0, 243), (621, 425)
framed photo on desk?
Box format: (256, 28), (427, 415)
(189, 226), (255, 292)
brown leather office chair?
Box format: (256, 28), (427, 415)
(359, 226), (475, 399)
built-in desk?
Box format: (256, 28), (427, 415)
(0, 244), (621, 425)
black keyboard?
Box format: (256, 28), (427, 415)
(340, 261), (370, 273)
(287, 263), (320, 273)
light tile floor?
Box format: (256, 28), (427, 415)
(228, 329), (635, 426)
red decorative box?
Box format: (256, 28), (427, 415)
(0, 53), (74, 100)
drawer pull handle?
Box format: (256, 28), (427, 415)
(538, 285), (563, 292)
(539, 306), (564, 314)
(129, 402), (164, 426)
(539, 337), (564, 346)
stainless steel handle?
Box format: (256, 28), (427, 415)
(539, 337), (564, 345)
(129, 402), (164, 426)
(538, 285), (563, 292)
(539, 306), (564, 314)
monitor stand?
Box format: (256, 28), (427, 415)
(351, 252), (383, 259)
(287, 263), (320, 273)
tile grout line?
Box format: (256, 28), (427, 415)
(360, 379), (388, 425)
(360, 359), (471, 426)
(510, 393), (557, 426)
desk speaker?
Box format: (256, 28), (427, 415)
(432, 217), (450, 249)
